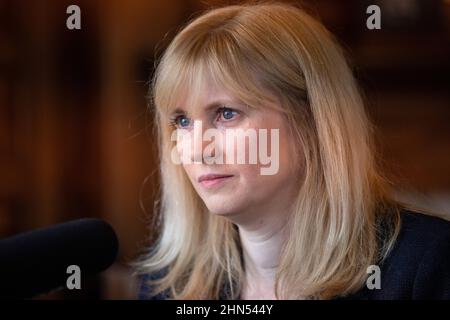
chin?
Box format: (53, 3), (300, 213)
(203, 200), (242, 217)
(206, 206), (235, 216)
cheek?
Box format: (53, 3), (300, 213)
(235, 164), (261, 184)
(278, 131), (295, 170)
(182, 163), (196, 180)
(237, 128), (300, 192)
(176, 133), (192, 159)
(233, 163), (294, 208)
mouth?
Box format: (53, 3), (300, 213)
(198, 173), (234, 188)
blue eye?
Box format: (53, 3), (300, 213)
(180, 116), (190, 127)
(178, 116), (191, 127)
(170, 115), (191, 128)
(219, 107), (238, 121)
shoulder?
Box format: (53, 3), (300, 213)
(367, 208), (450, 299)
(391, 209), (450, 270)
(399, 209), (450, 242)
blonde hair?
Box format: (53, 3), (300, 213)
(136, 1), (401, 299)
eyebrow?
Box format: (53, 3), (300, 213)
(171, 99), (243, 115)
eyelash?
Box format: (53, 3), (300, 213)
(168, 106), (239, 129)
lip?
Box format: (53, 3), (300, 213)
(198, 173), (234, 188)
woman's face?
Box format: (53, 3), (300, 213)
(171, 84), (302, 218)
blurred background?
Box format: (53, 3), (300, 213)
(1, 0), (449, 299)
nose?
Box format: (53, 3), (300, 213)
(191, 120), (207, 163)
(189, 120), (223, 164)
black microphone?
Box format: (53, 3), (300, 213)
(0, 218), (119, 299)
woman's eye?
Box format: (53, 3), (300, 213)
(218, 107), (238, 121)
(174, 115), (191, 128)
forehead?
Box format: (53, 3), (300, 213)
(157, 54), (278, 119)
(172, 79), (241, 114)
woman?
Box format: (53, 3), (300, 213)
(135, 2), (450, 300)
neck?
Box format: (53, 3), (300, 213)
(224, 179), (298, 298)
(239, 215), (288, 279)
(234, 201), (291, 299)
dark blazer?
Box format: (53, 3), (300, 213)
(138, 209), (450, 300)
